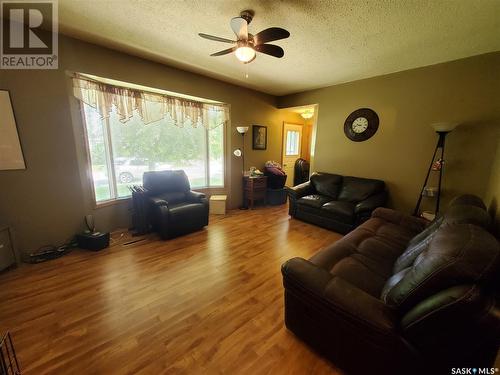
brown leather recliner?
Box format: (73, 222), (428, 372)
(293, 158), (310, 186)
(281, 195), (500, 375)
(144, 170), (209, 239)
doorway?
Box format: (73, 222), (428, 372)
(281, 105), (317, 187)
(282, 123), (303, 185)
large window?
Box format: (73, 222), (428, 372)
(79, 80), (226, 204)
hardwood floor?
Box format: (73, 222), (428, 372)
(0, 205), (344, 374)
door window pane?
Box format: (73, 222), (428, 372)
(286, 130), (300, 156)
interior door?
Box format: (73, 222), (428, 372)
(282, 123), (303, 186)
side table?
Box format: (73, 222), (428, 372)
(243, 176), (267, 209)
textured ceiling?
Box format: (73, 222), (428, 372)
(58, 0), (500, 96)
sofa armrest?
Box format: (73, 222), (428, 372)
(372, 207), (427, 232)
(148, 196), (168, 207)
(400, 285), (500, 361)
(286, 181), (313, 201)
(282, 257), (333, 294)
(282, 257), (396, 333)
(355, 191), (388, 215)
(186, 190), (206, 203)
(323, 277), (397, 332)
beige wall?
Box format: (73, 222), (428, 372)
(278, 52), (500, 214)
(0, 35), (291, 253)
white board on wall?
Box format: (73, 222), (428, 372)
(0, 90), (25, 170)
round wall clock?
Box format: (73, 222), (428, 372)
(344, 108), (379, 142)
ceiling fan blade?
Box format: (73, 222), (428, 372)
(254, 44), (284, 58)
(199, 33), (235, 44)
(253, 27), (290, 45)
(230, 17), (248, 41)
(210, 47), (237, 56)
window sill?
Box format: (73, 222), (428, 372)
(94, 196), (130, 209)
(94, 186), (226, 208)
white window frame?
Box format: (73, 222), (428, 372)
(80, 103), (227, 207)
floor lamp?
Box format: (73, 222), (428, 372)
(234, 126), (249, 209)
(234, 126), (249, 174)
(413, 122), (458, 217)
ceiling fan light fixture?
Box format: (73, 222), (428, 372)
(200, 11), (289, 63)
(235, 46), (256, 63)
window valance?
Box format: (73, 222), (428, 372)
(72, 73), (229, 129)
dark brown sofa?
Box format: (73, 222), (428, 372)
(281, 195), (499, 375)
(286, 172), (388, 234)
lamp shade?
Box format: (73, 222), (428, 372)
(235, 47), (256, 63)
(233, 148), (242, 157)
(236, 126), (249, 134)
(431, 122), (458, 132)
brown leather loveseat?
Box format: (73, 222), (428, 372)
(281, 195), (499, 374)
(287, 172), (388, 234)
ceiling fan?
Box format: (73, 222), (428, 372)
(199, 10), (290, 64)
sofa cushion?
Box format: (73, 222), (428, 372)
(311, 216), (419, 273)
(338, 176), (385, 203)
(169, 202), (206, 216)
(330, 257), (388, 296)
(322, 201), (355, 224)
(383, 223), (500, 312)
(297, 194), (333, 209)
(393, 217), (444, 274)
(448, 194), (487, 210)
(380, 268), (411, 302)
(310, 172), (343, 199)
(442, 204), (491, 228)
(309, 216), (421, 296)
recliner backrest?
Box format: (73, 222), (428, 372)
(393, 196), (492, 274)
(294, 158), (310, 186)
(338, 176), (385, 202)
(382, 222), (499, 313)
(381, 195), (499, 314)
(310, 172), (343, 198)
(143, 170), (191, 195)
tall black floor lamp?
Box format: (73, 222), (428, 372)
(413, 123), (458, 217)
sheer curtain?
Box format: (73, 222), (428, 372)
(72, 73), (229, 129)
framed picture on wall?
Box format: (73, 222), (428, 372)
(0, 90), (26, 170)
(252, 125), (267, 150)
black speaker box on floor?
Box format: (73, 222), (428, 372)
(76, 232), (110, 251)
